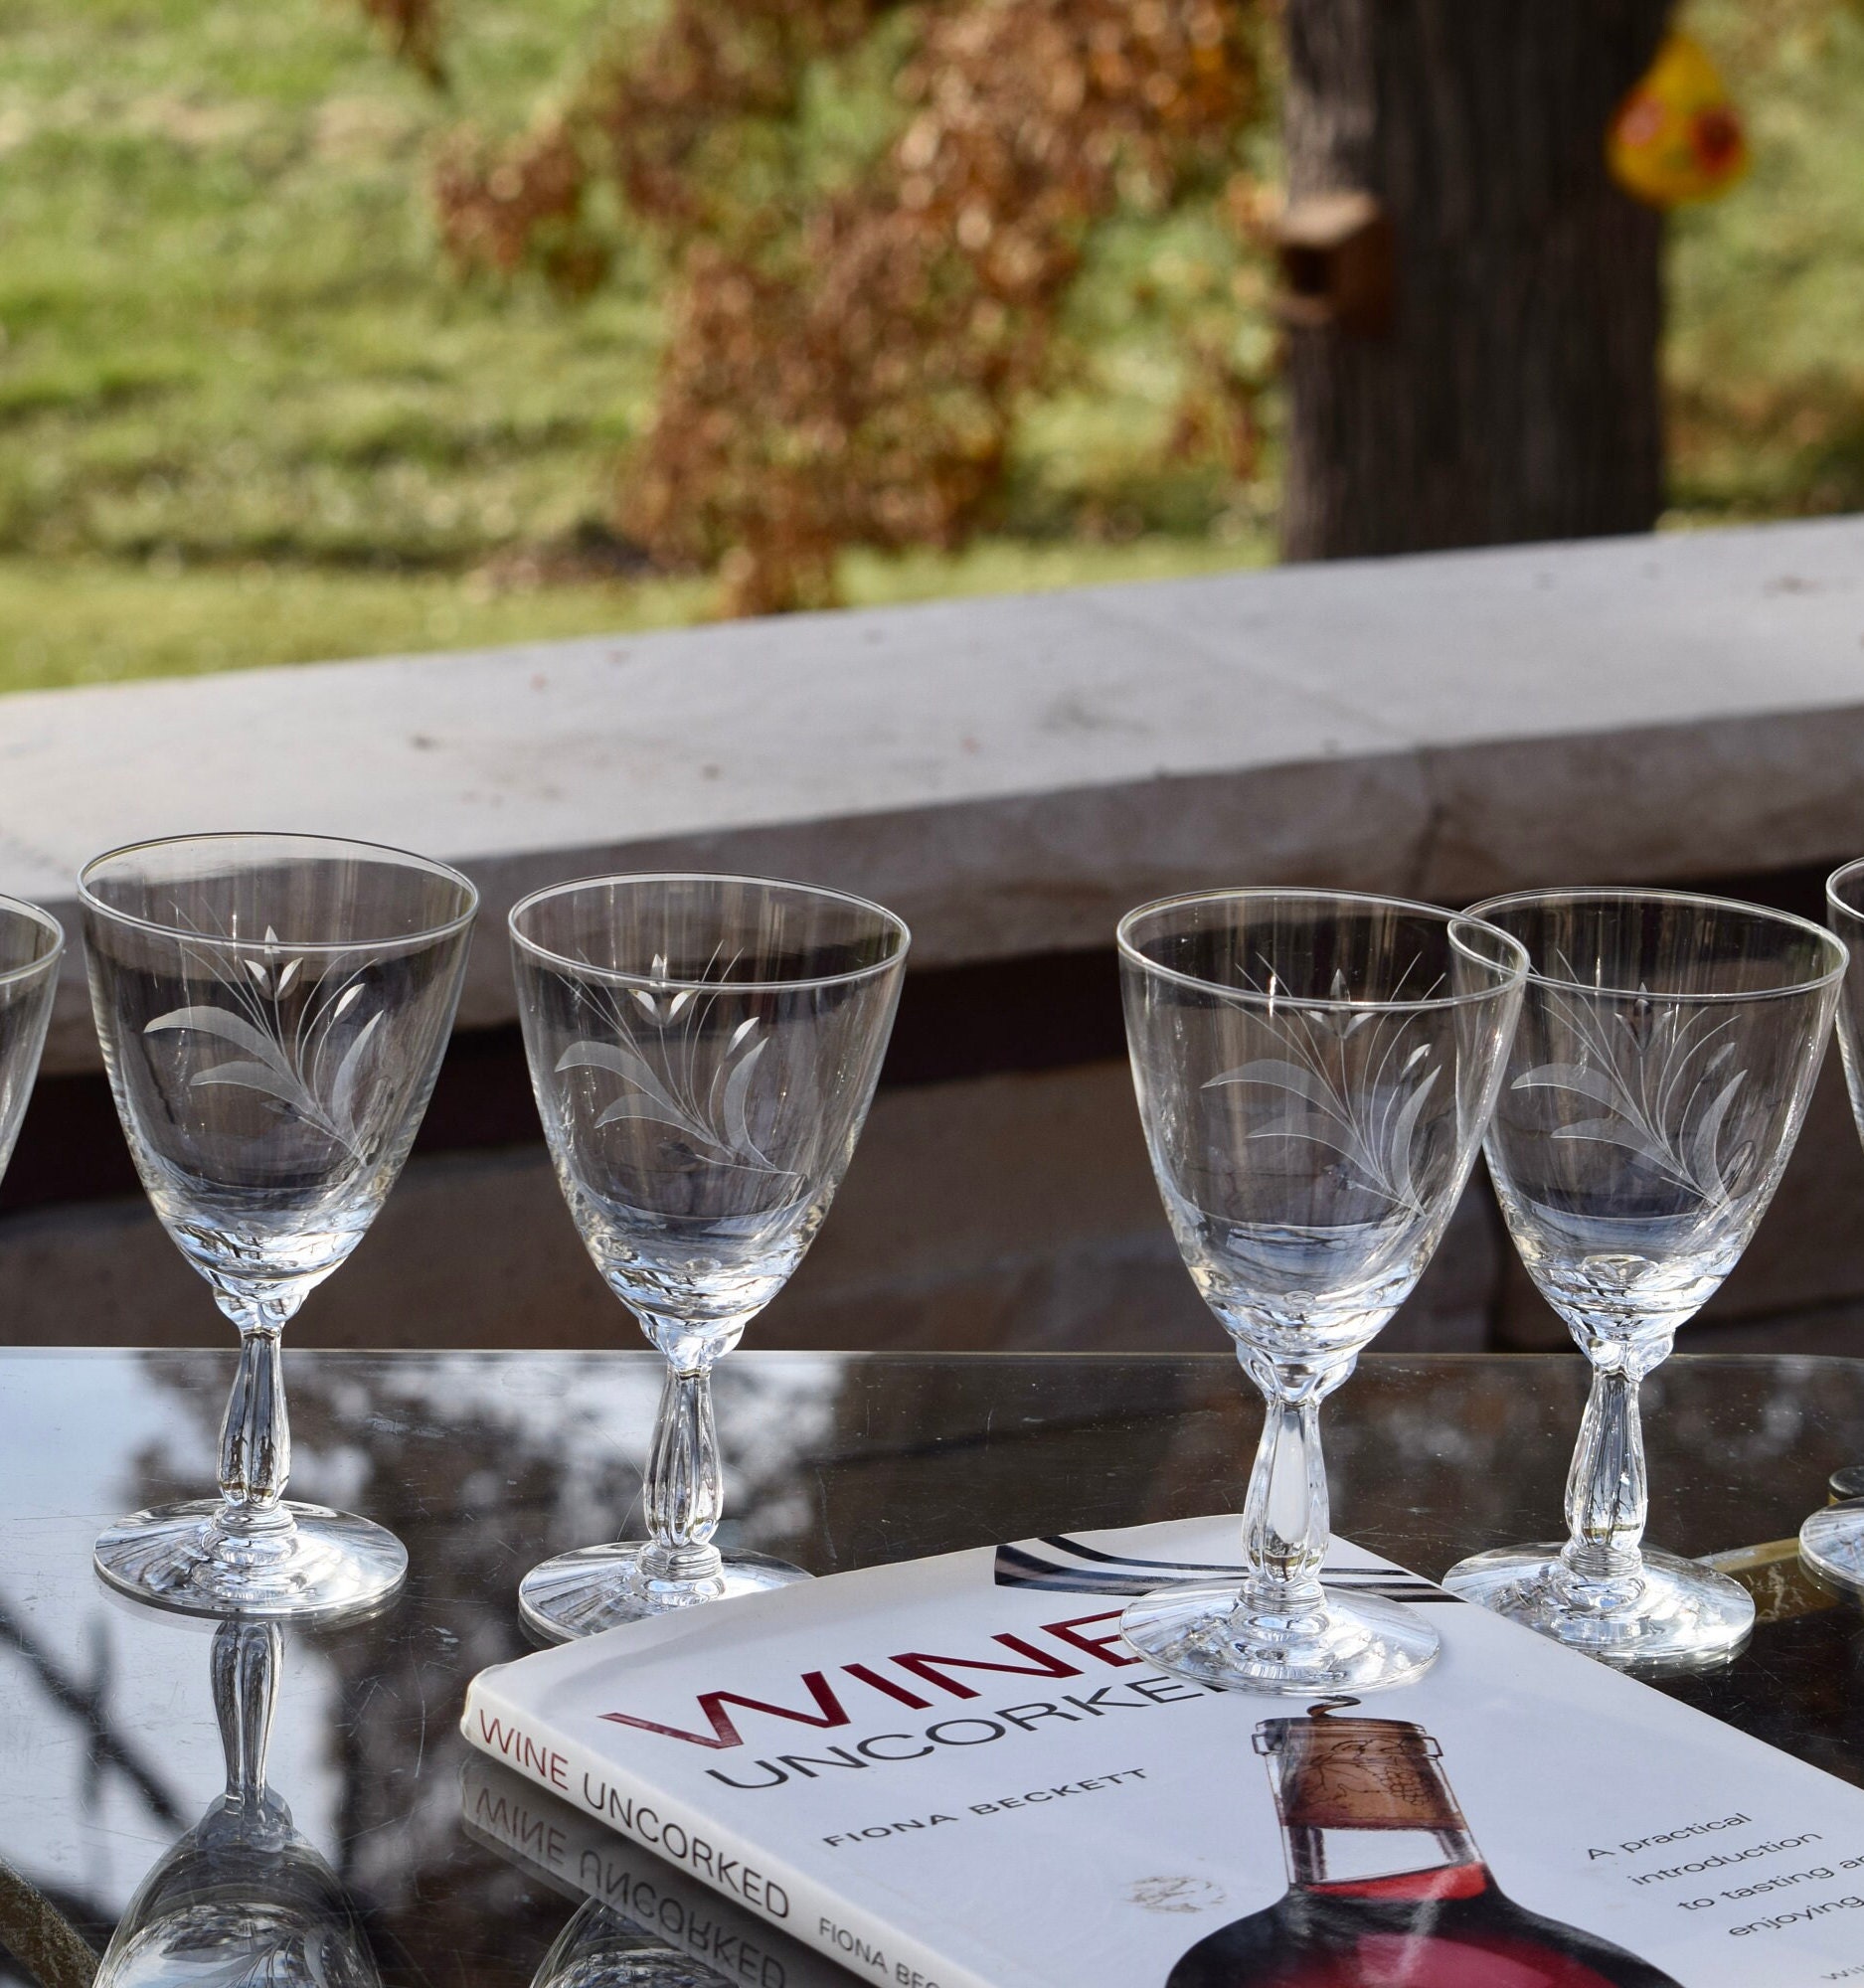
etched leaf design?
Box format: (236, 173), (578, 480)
(1512, 1063), (1634, 1111)
(138, 903), (416, 1159)
(327, 1008), (384, 1143)
(144, 973), (381, 1157)
(190, 1059), (318, 1105)
(1206, 1037), (1438, 1211)
(1683, 1068), (1748, 1204)
(146, 1005), (294, 1074)
(560, 1007), (776, 1170)
(1516, 993), (1750, 1208)
(1207, 1058), (1347, 1114)
(593, 1093), (725, 1142)
(558, 1040), (716, 1143)
(1248, 1107), (1364, 1162)
(1547, 1115), (1676, 1167)
(719, 1033), (771, 1166)
(1381, 1065), (1439, 1203)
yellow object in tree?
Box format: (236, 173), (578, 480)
(1608, 31), (1749, 206)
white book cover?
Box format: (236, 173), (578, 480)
(462, 1517), (1864, 1988)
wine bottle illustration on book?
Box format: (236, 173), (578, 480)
(1167, 1703), (1681, 1988)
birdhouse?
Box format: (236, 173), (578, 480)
(1272, 191), (1394, 337)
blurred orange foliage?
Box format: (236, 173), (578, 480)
(427, 0), (1259, 612)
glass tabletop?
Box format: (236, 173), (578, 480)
(2, 1347), (1861, 1988)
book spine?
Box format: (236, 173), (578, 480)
(463, 1673), (999, 1988)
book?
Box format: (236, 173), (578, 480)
(462, 1516), (1864, 1987)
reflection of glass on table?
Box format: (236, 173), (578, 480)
(93, 1618), (380, 1988)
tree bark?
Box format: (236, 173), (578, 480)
(1280, 0), (1670, 560)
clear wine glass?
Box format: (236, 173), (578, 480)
(85, 833), (478, 1618)
(1797, 860), (1864, 1591)
(1444, 889), (1845, 1665)
(510, 872), (909, 1642)
(0, 893), (65, 1184)
(1117, 889), (1527, 1694)
(96, 1616), (382, 1988)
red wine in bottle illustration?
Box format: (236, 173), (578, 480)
(1167, 1706), (1682, 1987)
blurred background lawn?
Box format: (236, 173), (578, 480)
(0, 0), (1857, 691)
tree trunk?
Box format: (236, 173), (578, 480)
(1279, 0), (1670, 561)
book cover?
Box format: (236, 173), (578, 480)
(463, 1516), (1864, 1987)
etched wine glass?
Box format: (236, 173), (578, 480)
(1444, 889), (1844, 1665)
(96, 1616), (381, 1988)
(0, 893), (64, 1186)
(510, 872), (909, 1641)
(1117, 889), (1527, 1694)
(1796, 861), (1864, 1591)
(85, 833), (477, 1617)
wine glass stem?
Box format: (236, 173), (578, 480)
(641, 1360), (725, 1584)
(212, 1618), (279, 1813)
(1560, 1352), (1652, 1588)
(215, 1303), (295, 1542)
(1240, 1357), (1342, 1618)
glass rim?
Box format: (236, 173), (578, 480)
(1466, 885), (1849, 1003)
(1114, 887), (1531, 1014)
(508, 870), (913, 992)
(0, 894), (65, 990)
(1826, 858), (1864, 927)
(78, 831), (481, 954)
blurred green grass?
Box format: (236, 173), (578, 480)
(0, 0), (653, 583)
(0, 0), (1856, 693)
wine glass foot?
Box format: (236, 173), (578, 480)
(1797, 1505), (1864, 1594)
(1441, 1543), (1753, 1669)
(93, 1498), (408, 1620)
(1119, 1578), (1440, 1696)
(518, 1543), (812, 1644)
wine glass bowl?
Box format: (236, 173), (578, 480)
(1443, 889), (1845, 1665)
(1798, 859), (1864, 1592)
(85, 832), (478, 1618)
(532, 1897), (711, 1988)
(1116, 890), (1527, 1695)
(0, 893), (64, 1186)
(511, 871), (908, 1642)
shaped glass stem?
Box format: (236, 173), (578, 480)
(1239, 1355), (1350, 1625)
(215, 1303), (296, 1544)
(213, 1618), (280, 1820)
(1560, 1352), (1658, 1595)
(641, 1361), (725, 1584)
